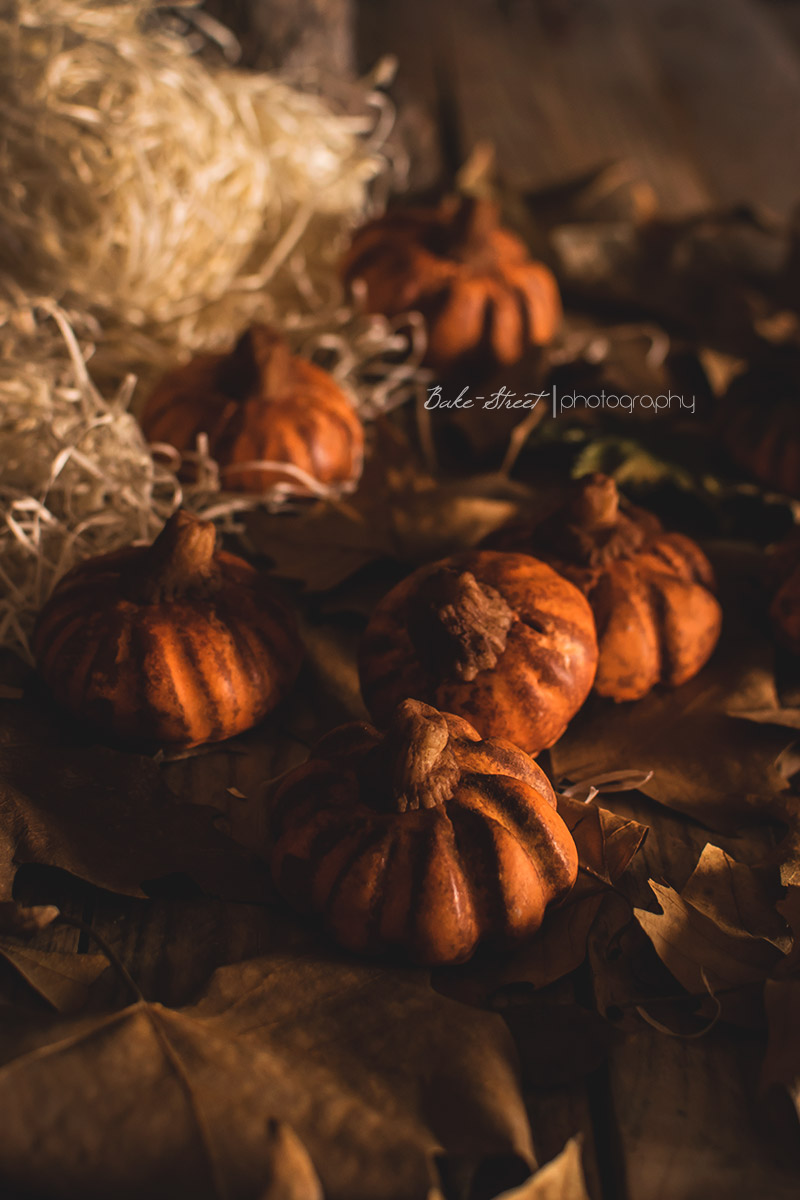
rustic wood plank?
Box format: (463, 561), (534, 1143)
(609, 1028), (800, 1199)
(356, 0), (448, 191)
(438, 0), (713, 212)
(379, 0), (800, 216)
(630, 0), (800, 215)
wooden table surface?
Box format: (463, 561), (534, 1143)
(7, 3), (800, 1198)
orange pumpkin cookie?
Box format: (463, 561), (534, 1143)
(268, 698), (578, 964)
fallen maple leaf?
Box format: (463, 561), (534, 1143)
(0, 997), (322, 1200)
(634, 880), (784, 998)
(0, 695), (271, 904)
(680, 844), (790, 952)
(0, 952), (534, 1200)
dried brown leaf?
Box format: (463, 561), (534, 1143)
(0, 999), (322, 1200)
(634, 881), (783, 997)
(0, 953), (534, 1200)
(557, 794), (648, 890)
(680, 844), (790, 952)
(0, 696), (271, 903)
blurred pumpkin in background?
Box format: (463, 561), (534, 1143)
(342, 194), (561, 374)
(141, 324), (364, 496)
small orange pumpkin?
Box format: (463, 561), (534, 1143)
(268, 698), (578, 964)
(140, 324), (364, 496)
(358, 550), (598, 755)
(33, 511), (302, 747)
(723, 363), (800, 497)
(342, 195), (561, 373)
(499, 474), (722, 701)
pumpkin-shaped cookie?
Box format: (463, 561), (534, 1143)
(358, 550), (598, 755)
(33, 511), (302, 747)
(268, 698), (578, 963)
(500, 474), (722, 701)
(342, 195), (561, 373)
(141, 324), (364, 496)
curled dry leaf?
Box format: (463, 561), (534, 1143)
(0, 952), (534, 1200)
(680, 844), (790, 953)
(556, 794), (648, 891)
(0, 695), (271, 904)
(586, 892), (658, 1028)
(634, 880), (785, 999)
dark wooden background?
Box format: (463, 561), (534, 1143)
(8, 3), (800, 1198)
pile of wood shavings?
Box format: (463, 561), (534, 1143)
(0, 2), (428, 659)
(0, 0), (379, 334)
(0, 0), (424, 400)
(0, 297), (170, 659)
